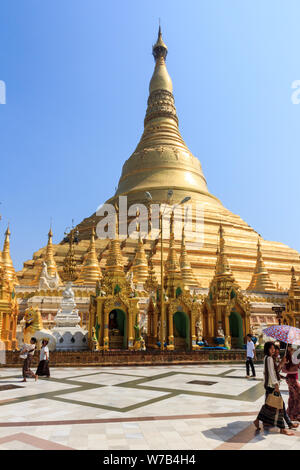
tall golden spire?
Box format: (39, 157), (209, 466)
(105, 210), (124, 274)
(164, 213), (183, 297)
(215, 224), (232, 276)
(145, 256), (158, 292)
(45, 227), (58, 277)
(132, 234), (149, 284)
(2, 225), (17, 284)
(247, 238), (276, 293)
(179, 226), (199, 288)
(289, 266), (300, 295)
(102, 211), (128, 295)
(63, 229), (79, 282)
(77, 227), (102, 286)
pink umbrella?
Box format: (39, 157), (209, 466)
(263, 325), (300, 345)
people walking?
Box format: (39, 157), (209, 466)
(283, 344), (300, 422)
(246, 334), (256, 378)
(253, 341), (294, 435)
(36, 339), (50, 378)
(20, 337), (38, 382)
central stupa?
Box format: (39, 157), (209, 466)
(17, 28), (300, 289)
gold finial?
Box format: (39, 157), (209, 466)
(152, 25), (168, 61)
(149, 26), (172, 95)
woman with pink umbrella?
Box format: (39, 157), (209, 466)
(283, 344), (300, 421)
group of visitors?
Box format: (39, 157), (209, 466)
(20, 337), (50, 382)
(246, 334), (300, 435)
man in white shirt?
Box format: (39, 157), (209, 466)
(246, 334), (256, 379)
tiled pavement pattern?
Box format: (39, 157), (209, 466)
(0, 364), (299, 450)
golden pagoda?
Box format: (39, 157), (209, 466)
(77, 227), (102, 286)
(246, 238), (276, 293)
(17, 27), (300, 292)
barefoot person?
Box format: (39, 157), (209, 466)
(20, 337), (38, 382)
(253, 341), (294, 435)
(36, 339), (50, 378)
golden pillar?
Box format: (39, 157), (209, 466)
(207, 314), (213, 337)
(225, 314), (230, 336)
(245, 314), (250, 337)
(167, 310), (174, 350)
(103, 309), (109, 351)
(128, 310), (134, 350)
(153, 310), (158, 348)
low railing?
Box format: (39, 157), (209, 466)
(1, 348), (265, 367)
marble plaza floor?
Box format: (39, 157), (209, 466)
(0, 363), (299, 450)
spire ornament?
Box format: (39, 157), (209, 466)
(215, 224), (232, 276)
(152, 26), (168, 61)
(63, 227), (79, 282)
(77, 227), (102, 286)
(247, 238), (276, 293)
(132, 233), (149, 285)
(2, 225), (17, 284)
(164, 212), (183, 297)
(45, 227), (58, 277)
(179, 226), (198, 288)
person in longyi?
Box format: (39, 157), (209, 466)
(20, 337), (38, 383)
(253, 341), (294, 435)
(273, 344), (299, 430)
(283, 344), (300, 422)
(35, 339), (50, 378)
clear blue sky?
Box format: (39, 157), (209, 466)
(0, 0), (299, 270)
